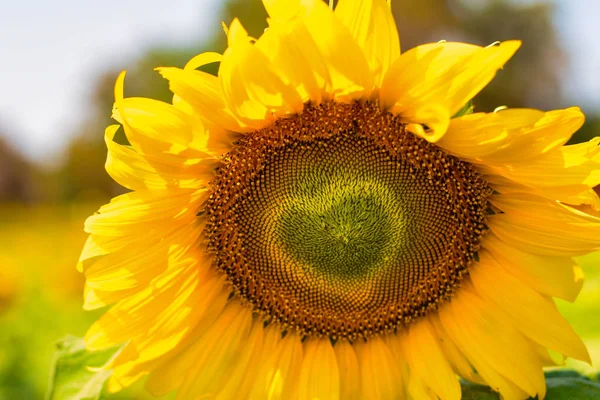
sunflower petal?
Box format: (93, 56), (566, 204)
(84, 189), (203, 237)
(334, 0), (400, 85)
(483, 107), (584, 162)
(262, 0), (303, 21)
(264, 0), (373, 101)
(219, 19), (304, 127)
(482, 233), (584, 302)
(438, 285), (545, 399)
(184, 51), (222, 71)
(157, 67), (247, 132)
(248, 330), (304, 399)
(256, 18), (331, 104)
(106, 281), (229, 393)
(471, 251), (590, 362)
(85, 263), (222, 352)
(104, 125), (215, 191)
(438, 108), (545, 161)
(482, 171), (600, 210)
(482, 137), (600, 205)
(429, 315), (486, 385)
(298, 338), (340, 400)
(334, 339), (361, 399)
(83, 285), (139, 311)
(175, 301), (254, 400)
(355, 336), (405, 400)
(380, 41), (521, 142)
(214, 322), (266, 400)
(404, 319), (461, 400)
(114, 93), (230, 157)
(489, 192), (600, 256)
(113, 94), (193, 149)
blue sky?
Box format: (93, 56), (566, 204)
(0, 0), (599, 163)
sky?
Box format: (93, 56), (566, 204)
(0, 0), (221, 163)
(0, 0), (599, 163)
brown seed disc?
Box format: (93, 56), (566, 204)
(205, 101), (491, 340)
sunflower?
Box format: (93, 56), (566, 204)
(79, 0), (600, 399)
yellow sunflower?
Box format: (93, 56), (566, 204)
(79, 0), (600, 399)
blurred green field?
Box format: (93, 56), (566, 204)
(0, 204), (598, 399)
(0, 204), (156, 399)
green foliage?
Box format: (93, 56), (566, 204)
(46, 336), (118, 400)
(461, 381), (499, 400)
(545, 370), (600, 400)
(453, 100), (475, 118)
(461, 371), (600, 399)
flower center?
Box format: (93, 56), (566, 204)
(206, 102), (491, 340)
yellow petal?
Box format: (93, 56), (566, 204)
(219, 19), (304, 127)
(84, 189), (203, 237)
(144, 339), (202, 396)
(404, 319), (461, 400)
(85, 263), (223, 353)
(170, 95), (235, 158)
(482, 233), (584, 302)
(438, 285), (545, 399)
(489, 192), (600, 256)
(438, 108), (545, 160)
(176, 301), (254, 400)
(83, 285), (138, 310)
(481, 171), (600, 210)
(407, 375), (438, 400)
(248, 329), (304, 400)
(380, 41), (521, 142)
(140, 298), (248, 397)
(256, 18), (331, 104)
(262, 0), (303, 21)
(215, 322), (266, 400)
(298, 338), (340, 400)
(104, 346), (152, 393)
(470, 251), (590, 362)
(483, 107), (585, 162)
(334, 0), (400, 85)
(383, 334), (409, 390)
(184, 51), (222, 71)
(481, 137), (600, 203)
(82, 229), (204, 305)
(355, 336), (405, 400)
(333, 339), (361, 399)
(84, 224), (202, 295)
(104, 125), (216, 191)
(112, 72), (195, 149)
(265, 0), (373, 101)
(77, 235), (110, 271)
(114, 95), (227, 158)
(84, 239), (176, 292)
(428, 315), (486, 385)
(157, 67), (247, 132)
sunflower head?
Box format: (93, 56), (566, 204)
(206, 101), (492, 340)
(79, 1), (600, 399)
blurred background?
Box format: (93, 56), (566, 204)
(0, 0), (599, 398)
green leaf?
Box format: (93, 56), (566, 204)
(461, 381), (500, 400)
(545, 372), (600, 400)
(460, 371), (600, 400)
(45, 335), (120, 400)
(452, 100), (474, 118)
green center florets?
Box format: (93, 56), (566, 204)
(279, 178), (397, 282)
